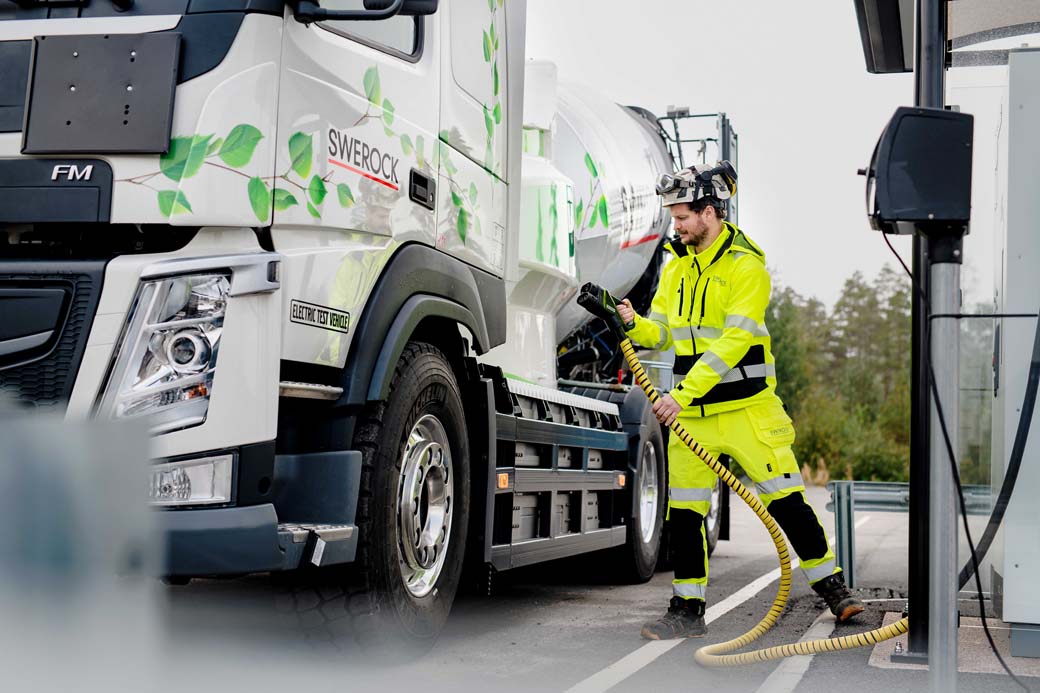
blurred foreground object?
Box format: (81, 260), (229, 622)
(0, 410), (157, 693)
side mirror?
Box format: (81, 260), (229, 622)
(863, 106), (974, 235)
(292, 0), (438, 25)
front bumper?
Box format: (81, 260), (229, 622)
(159, 449), (362, 577)
(161, 503), (284, 576)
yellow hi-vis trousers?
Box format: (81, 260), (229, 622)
(668, 398), (840, 602)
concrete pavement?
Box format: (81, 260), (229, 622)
(149, 485), (1039, 692)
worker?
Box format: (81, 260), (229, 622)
(618, 162), (865, 640)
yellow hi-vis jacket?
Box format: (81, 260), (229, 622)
(626, 222), (778, 417)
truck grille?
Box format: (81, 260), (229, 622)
(0, 262), (105, 412)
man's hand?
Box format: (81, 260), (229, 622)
(617, 298), (635, 328)
(652, 393), (683, 425)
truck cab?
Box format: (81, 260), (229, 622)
(0, 0), (723, 648)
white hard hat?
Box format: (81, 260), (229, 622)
(656, 161), (737, 208)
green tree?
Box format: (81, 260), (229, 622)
(766, 284), (812, 416)
(769, 264), (913, 482)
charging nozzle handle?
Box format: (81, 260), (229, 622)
(577, 282), (635, 338)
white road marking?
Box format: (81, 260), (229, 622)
(561, 640), (684, 693)
(754, 612), (837, 693)
(564, 564), (791, 693)
(565, 514), (875, 693)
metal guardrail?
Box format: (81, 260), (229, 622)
(825, 480), (993, 515)
(830, 481), (857, 588)
(825, 480), (994, 589)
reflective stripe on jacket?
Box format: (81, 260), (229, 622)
(626, 222), (778, 417)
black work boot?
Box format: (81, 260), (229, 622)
(812, 572), (865, 622)
(640, 596), (707, 640)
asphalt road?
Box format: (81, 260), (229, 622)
(153, 486), (1037, 693)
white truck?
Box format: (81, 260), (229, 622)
(0, 0), (730, 645)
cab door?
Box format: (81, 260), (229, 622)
(275, 2), (440, 242)
(437, 0), (509, 276)
(275, 3), (442, 368)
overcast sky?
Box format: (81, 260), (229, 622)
(526, 0), (920, 307)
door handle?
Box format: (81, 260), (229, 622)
(409, 168), (436, 211)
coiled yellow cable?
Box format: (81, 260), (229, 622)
(619, 339), (909, 666)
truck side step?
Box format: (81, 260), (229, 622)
(491, 527), (627, 570)
(278, 381), (344, 400)
(506, 378), (620, 416)
(496, 414), (628, 451)
(276, 522), (357, 569)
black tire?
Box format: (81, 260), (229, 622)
(354, 341), (470, 649)
(277, 342), (470, 653)
(612, 401), (666, 582)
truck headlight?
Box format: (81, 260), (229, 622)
(150, 454), (233, 506)
(98, 273), (230, 435)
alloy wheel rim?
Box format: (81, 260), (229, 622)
(706, 477), (720, 536)
(638, 440), (659, 544)
(396, 414), (453, 598)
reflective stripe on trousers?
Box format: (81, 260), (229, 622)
(673, 581), (706, 599)
(670, 487), (713, 503)
(802, 559), (838, 583)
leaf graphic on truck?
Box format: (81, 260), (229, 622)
(534, 183), (562, 267)
(115, 123), (355, 223)
(577, 150), (608, 234)
(293, 65), (426, 220)
(119, 64), (434, 224)
(218, 125), (264, 167)
(276, 130), (366, 221)
(343, 65), (479, 244)
(480, 2), (504, 173)
(118, 123), (269, 221)
(159, 134), (210, 182)
(247, 176), (271, 221)
(157, 190), (192, 216)
(361, 66), (399, 138)
(435, 2), (502, 247)
(289, 131), (313, 180)
(440, 128), (482, 246)
(364, 65), (382, 106)
(308, 175), (328, 205)
(337, 183), (355, 208)
(273, 188), (298, 211)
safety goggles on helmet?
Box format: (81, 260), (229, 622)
(657, 161), (737, 208)
(655, 172), (692, 195)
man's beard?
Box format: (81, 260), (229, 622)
(684, 226), (708, 247)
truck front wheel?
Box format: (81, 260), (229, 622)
(351, 342), (470, 650)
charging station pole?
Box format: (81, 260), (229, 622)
(913, 2), (960, 688)
(928, 233), (962, 692)
(857, 1), (966, 685)
(905, 0), (947, 665)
